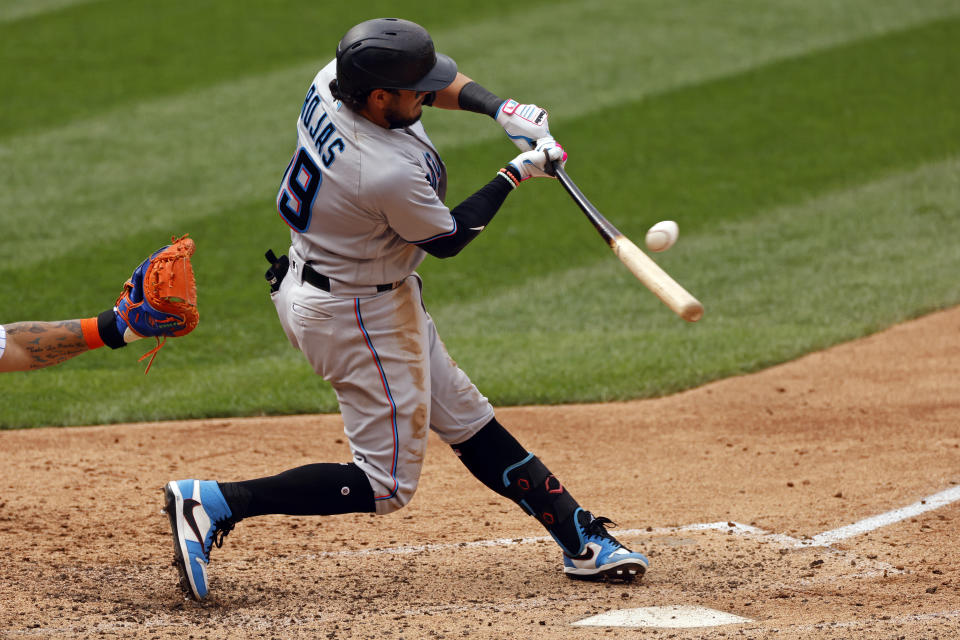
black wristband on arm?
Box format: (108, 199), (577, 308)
(97, 309), (126, 349)
(458, 81), (503, 118)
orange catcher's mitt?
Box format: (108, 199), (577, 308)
(115, 235), (198, 371)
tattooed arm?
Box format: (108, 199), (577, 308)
(0, 321), (94, 372)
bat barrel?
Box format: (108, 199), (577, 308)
(612, 235), (704, 322)
(554, 164), (704, 322)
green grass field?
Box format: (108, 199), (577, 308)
(2, 0), (959, 427)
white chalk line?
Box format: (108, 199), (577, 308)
(260, 522), (790, 562)
(809, 484), (960, 546)
(8, 486), (957, 635)
(226, 483), (960, 595)
(250, 483), (957, 623)
(279, 483), (960, 561)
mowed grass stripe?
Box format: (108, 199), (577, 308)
(3, 17), (956, 304)
(3, 13), (958, 274)
(427, 16), (960, 299)
(3, 19), (958, 336)
(0, 0), (99, 23)
(422, 0), (960, 149)
(3, 15), (960, 426)
(435, 155), (960, 404)
(3, 155), (957, 426)
(3, 0), (956, 140)
(0, 12), (960, 336)
(0, 0), (550, 138)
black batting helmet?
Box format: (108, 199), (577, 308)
(334, 18), (457, 100)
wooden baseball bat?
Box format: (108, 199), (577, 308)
(553, 165), (704, 322)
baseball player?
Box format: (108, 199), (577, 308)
(163, 18), (649, 600)
(1, 237), (198, 373)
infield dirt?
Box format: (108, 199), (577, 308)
(1, 308), (958, 639)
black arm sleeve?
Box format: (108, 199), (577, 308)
(458, 81), (503, 118)
(418, 173), (515, 259)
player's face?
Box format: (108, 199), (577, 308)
(382, 89), (429, 129)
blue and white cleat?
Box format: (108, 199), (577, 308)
(163, 479), (235, 600)
(563, 510), (649, 581)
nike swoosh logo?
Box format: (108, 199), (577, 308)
(470, 226), (485, 232)
(183, 498), (205, 548)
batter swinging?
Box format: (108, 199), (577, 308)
(163, 18), (649, 600)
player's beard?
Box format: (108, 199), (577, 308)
(384, 104), (423, 129)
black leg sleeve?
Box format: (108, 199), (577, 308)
(218, 463), (375, 520)
(451, 418), (528, 499)
(452, 418), (585, 556)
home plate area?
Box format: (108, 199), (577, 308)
(195, 516), (904, 634)
(572, 605), (752, 628)
(573, 522), (896, 629)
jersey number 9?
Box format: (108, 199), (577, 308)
(277, 148), (322, 233)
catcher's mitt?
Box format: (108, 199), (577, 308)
(115, 235), (198, 372)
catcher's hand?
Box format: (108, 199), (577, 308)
(496, 100), (551, 151)
(115, 235), (198, 371)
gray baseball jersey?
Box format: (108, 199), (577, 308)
(0, 325), (6, 362)
(272, 60), (495, 514)
(278, 61), (454, 286)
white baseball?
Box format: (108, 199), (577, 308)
(645, 220), (679, 252)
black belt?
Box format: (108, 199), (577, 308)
(302, 262), (397, 293)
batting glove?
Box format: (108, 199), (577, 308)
(506, 137), (567, 182)
(496, 100), (551, 150)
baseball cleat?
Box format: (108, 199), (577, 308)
(163, 479), (235, 600)
(563, 509), (649, 581)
